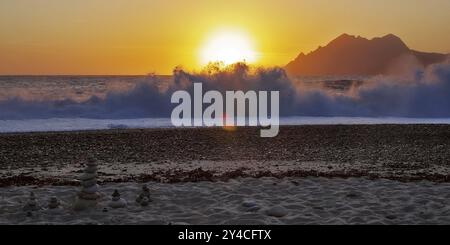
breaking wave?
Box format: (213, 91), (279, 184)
(1, 61), (449, 120)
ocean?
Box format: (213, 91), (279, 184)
(1, 75), (449, 133)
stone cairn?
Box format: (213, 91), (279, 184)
(108, 190), (127, 209)
(23, 192), (40, 212)
(136, 184), (151, 207)
(73, 158), (100, 211)
(48, 197), (60, 209)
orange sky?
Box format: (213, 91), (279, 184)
(1, 0), (449, 75)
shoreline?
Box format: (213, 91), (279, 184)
(2, 117), (450, 134)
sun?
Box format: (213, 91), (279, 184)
(200, 30), (257, 65)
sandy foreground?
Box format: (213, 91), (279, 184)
(1, 177), (449, 225)
(0, 125), (449, 225)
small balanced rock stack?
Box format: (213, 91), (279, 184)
(23, 192), (40, 212)
(48, 197), (60, 209)
(108, 190), (127, 209)
(73, 158), (100, 211)
(136, 184), (152, 206)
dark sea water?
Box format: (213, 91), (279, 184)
(0, 75), (171, 102)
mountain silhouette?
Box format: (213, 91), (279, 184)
(285, 34), (448, 76)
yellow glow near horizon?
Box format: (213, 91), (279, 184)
(200, 31), (258, 65)
(1, 0), (450, 75)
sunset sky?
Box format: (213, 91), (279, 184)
(1, 0), (449, 75)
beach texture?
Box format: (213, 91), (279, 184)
(1, 177), (449, 225)
(1, 125), (450, 185)
(1, 125), (449, 225)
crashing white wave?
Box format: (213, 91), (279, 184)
(0, 61), (450, 120)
